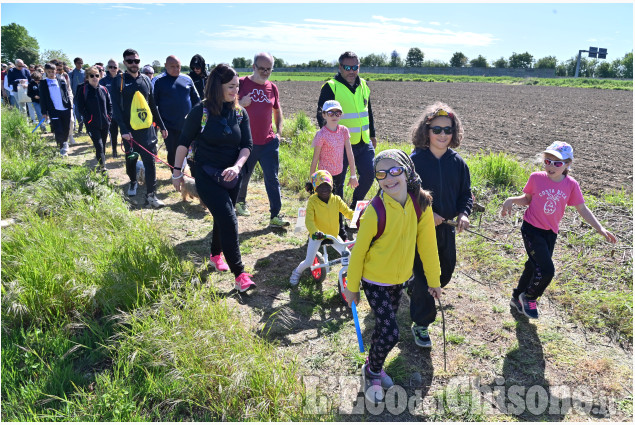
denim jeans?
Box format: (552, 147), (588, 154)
(32, 102), (43, 124)
(342, 141), (375, 209)
(237, 137), (282, 219)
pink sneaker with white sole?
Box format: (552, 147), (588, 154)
(235, 273), (256, 292)
(209, 254), (229, 272)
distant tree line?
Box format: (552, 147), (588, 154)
(2, 23), (632, 79)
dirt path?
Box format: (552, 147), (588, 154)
(64, 133), (632, 421)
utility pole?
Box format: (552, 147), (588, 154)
(575, 47), (607, 77)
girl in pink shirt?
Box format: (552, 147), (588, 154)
(501, 142), (616, 319)
(309, 100), (358, 239)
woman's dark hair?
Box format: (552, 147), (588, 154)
(411, 101), (464, 150)
(189, 54), (208, 76)
(204, 63), (239, 116)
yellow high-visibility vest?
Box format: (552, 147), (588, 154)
(325, 78), (370, 144)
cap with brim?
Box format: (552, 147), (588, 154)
(311, 170), (333, 189)
(322, 99), (342, 112)
(544, 141), (573, 160)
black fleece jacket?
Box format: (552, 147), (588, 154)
(411, 147), (473, 220)
(75, 83), (112, 130)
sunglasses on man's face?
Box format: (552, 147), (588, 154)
(325, 110), (342, 117)
(544, 158), (566, 167)
(89, 74), (100, 79)
(341, 64), (359, 72)
(430, 126), (454, 135)
(375, 166), (405, 180)
(124, 58), (140, 64)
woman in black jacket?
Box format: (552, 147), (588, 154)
(188, 54), (208, 99)
(172, 64), (255, 292)
(75, 66), (112, 170)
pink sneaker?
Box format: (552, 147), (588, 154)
(235, 273), (256, 292)
(210, 254), (229, 272)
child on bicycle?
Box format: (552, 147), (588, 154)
(501, 141), (617, 319)
(344, 149), (441, 404)
(290, 170), (354, 286)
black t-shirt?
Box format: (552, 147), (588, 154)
(178, 102), (253, 170)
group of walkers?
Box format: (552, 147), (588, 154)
(4, 48), (617, 405)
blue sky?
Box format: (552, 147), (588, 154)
(1, 2), (633, 67)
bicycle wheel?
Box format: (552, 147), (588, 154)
(311, 252), (327, 284)
(339, 271), (348, 303)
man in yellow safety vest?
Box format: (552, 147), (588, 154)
(316, 51), (377, 239)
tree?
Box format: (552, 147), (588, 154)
(469, 55), (488, 68)
(361, 53), (388, 67)
(595, 61), (614, 78)
(508, 52), (534, 68)
(405, 48), (424, 67)
(422, 59), (449, 68)
(15, 46), (39, 65)
(622, 51), (633, 79)
(273, 57), (286, 68)
(535, 56), (557, 69)
(40, 49), (71, 65)
(1, 23), (39, 64)
(232, 57), (252, 68)
(308, 59), (330, 67)
(493, 57), (507, 68)
(152, 60), (161, 73)
(449, 52), (468, 67)
(389, 50), (403, 67)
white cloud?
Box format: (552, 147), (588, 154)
(372, 15), (420, 24)
(111, 5), (145, 11)
(429, 22), (441, 26)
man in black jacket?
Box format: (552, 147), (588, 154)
(111, 48), (167, 208)
(39, 63), (72, 156)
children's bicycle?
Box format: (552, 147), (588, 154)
(309, 234), (355, 304)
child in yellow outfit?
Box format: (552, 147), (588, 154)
(290, 170), (354, 286)
(344, 149), (441, 404)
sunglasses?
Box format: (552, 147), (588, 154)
(219, 117), (232, 136)
(108, 65), (117, 69)
(144, 71), (154, 75)
(124, 58), (140, 64)
(256, 66), (272, 72)
(341, 64), (359, 71)
(544, 158), (566, 167)
(430, 126), (454, 135)
(89, 74), (100, 79)
(375, 166), (405, 180)
(325, 110), (342, 117)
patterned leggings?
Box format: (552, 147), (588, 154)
(362, 280), (404, 373)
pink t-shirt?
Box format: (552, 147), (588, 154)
(311, 125), (350, 176)
(523, 172), (585, 233)
(238, 77), (280, 145)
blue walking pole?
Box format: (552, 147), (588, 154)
(32, 117), (45, 133)
(351, 301), (364, 353)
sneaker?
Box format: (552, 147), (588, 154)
(69, 136), (77, 145)
(112, 149), (119, 158)
(364, 359), (394, 388)
(290, 269), (301, 286)
(235, 273), (256, 292)
(210, 254), (229, 272)
(127, 181), (138, 196)
(59, 143), (68, 156)
(269, 215), (290, 227)
(510, 296), (522, 314)
(235, 202), (251, 216)
(411, 324), (432, 348)
(146, 193), (165, 208)
(361, 362), (391, 404)
(519, 292), (539, 319)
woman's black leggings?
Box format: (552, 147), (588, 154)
(87, 126), (109, 164)
(193, 164), (245, 278)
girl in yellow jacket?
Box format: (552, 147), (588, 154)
(290, 170), (354, 286)
(344, 149), (442, 404)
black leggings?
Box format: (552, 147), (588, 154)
(87, 126), (109, 164)
(409, 223), (456, 327)
(109, 120), (119, 152)
(194, 164), (244, 278)
(50, 108), (71, 148)
(513, 220), (557, 300)
(163, 128), (181, 168)
(362, 280), (403, 373)
(122, 138), (157, 194)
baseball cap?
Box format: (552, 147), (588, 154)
(322, 100), (342, 112)
(544, 141), (573, 160)
(142, 65), (154, 75)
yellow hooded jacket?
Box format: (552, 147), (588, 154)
(347, 193), (441, 292)
(306, 193), (354, 237)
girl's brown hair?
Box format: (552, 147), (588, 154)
(84, 66), (100, 81)
(410, 102), (464, 150)
(31, 71), (42, 81)
(203, 63), (239, 116)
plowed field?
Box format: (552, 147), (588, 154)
(276, 81), (633, 195)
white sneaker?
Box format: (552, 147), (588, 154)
(290, 269), (301, 286)
(69, 136), (77, 145)
(60, 142), (69, 156)
(127, 181), (138, 196)
(146, 193), (165, 208)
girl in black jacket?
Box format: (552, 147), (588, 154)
(27, 71), (47, 132)
(75, 66), (112, 170)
